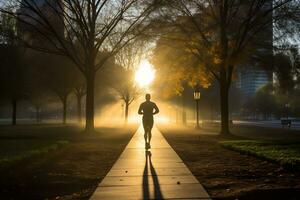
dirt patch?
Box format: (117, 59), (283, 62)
(0, 124), (137, 199)
(159, 125), (300, 200)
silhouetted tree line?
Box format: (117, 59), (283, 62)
(0, 42), (137, 125)
(0, 0), (148, 126)
(0, 0), (300, 133)
(0, 0), (158, 131)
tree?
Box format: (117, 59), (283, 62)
(152, 35), (211, 99)
(44, 55), (76, 124)
(74, 82), (86, 124)
(112, 41), (149, 123)
(1, 0), (158, 132)
(291, 48), (300, 89)
(274, 1), (300, 46)
(198, 82), (220, 121)
(0, 12), (27, 125)
(71, 67), (86, 124)
(273, 53), (295, 94)
(151, 35), (212, 125)
(152, 0), (292, 134)
(266, 49), (300, 114)
(27, 89), (48, 123)
(25, 56), (49, 123)
(29, 51), (77, 124)
(290, 88), (300, 117)
(229, 85), (243, 118)
(253, 84), (278, 120)
(112, 68), (140, 123)
(0, 45), (26, 125)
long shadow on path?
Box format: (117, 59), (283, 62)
(143, 150), (163, 199)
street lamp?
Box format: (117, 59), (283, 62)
(194, 88), (201, 129)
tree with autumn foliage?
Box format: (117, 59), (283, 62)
(151, 0), (293, 135)
(151, 34), (212, 125)
(151, 35), (212, 98)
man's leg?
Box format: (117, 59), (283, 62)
(143, 120), (148, 146)
(143, 126), (147, 141)
(146, 128), (151, 149)
(144, 128), (150, 142)
(148, 128), (152, 144)
(148, 119), (154, 147)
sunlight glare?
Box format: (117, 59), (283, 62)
(135, 60), (155, 88)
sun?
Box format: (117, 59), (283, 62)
(135, 60), (155, 88)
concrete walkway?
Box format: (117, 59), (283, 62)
(90, 126), (211, 200)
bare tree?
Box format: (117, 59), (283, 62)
(30, 51), (76, 124)
(0, 12), (27, 125)
(0, 45), (27, 125)
(25, 57), (49, 123)
(113, 41), (151, 123)
(112, 67), (140, 123)
(1, 0), (157, 131)
(47, 55), (76, 124)
(74, 82), (86, 124)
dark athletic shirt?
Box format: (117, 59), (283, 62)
(138, 101), (159, 120)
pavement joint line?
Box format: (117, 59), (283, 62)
(99, 183), (202, 187)
(89, 126), (211, 200)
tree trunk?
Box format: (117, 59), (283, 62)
(85, 71), (95, 132)
(125, 101), (129, 124)
(176, 106), (179, 124)
(36, 106), (40, 123)
(12, 99), (17, 125)
(219, 77), (230, 135)
(62, 97), (67, 124)
(181, 91), (187, 126)
(77, 95), (82, 123)
(219, 4), (230, 135)
(39, 108), (43, 123)
(210, 102), (214, 122)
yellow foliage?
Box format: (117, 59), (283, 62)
(151, 32), (213, 99)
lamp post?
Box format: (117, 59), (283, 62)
(194, 88), (201, 129)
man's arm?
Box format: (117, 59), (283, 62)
(153, 103), (159, 115)
(138, 104), (143, 115)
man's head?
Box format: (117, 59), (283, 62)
(145, 93), (151, 101)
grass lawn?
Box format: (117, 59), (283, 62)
(160, 124), (300, 200)
(220, 140), (300, 169)
(0, 124), (137, 199)
(0, 139), (69, 166)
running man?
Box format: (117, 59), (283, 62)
(138, 94), (159, 149)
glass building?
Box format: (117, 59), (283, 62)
(236, 1), (273, 99)
(236, 65), (271, 98)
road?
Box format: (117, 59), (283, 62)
(234, 120), (300, 131)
